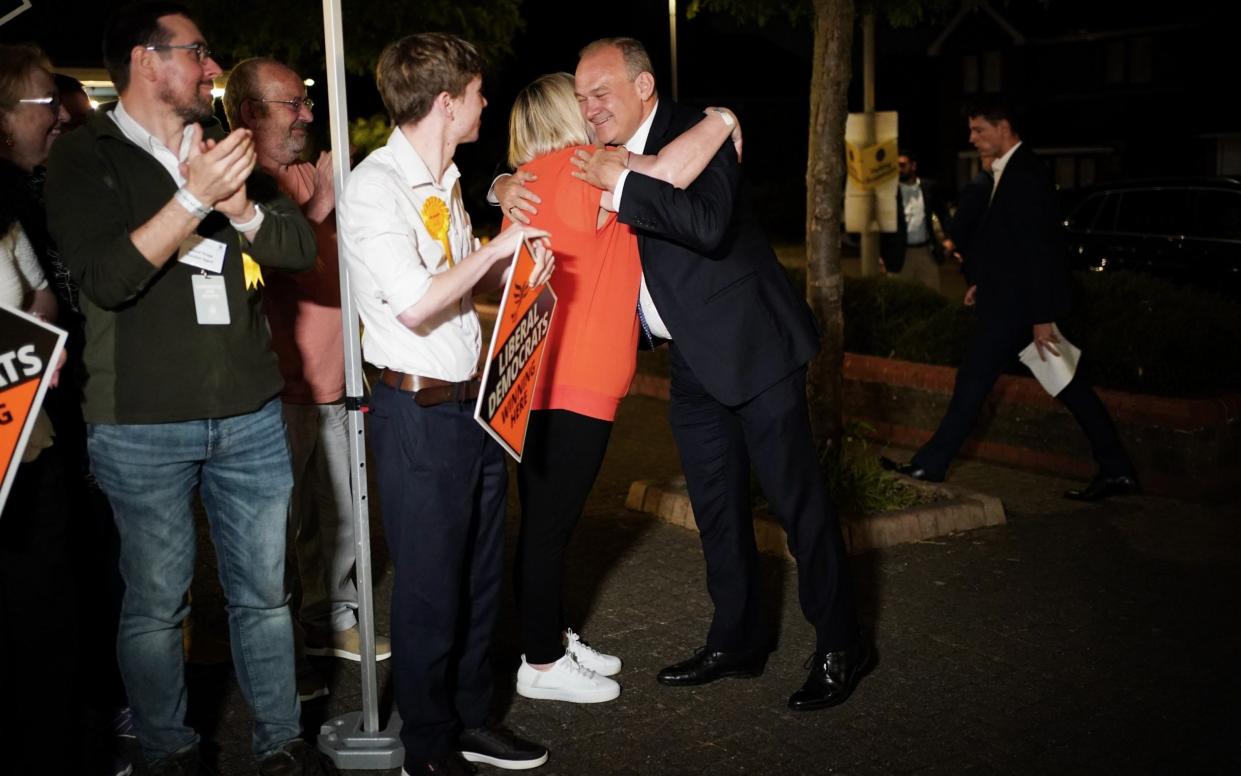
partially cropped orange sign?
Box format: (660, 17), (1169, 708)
(1, 304), (67, 514)
(474, 237), (556, 461)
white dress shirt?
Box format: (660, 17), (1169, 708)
(339, 128), (482, 381)
(989, 141), (1022, 198)
(612, 103), (673, 341)
(900, 180), (929, 244)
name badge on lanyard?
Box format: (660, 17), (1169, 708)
(178, 235), (228, 273)
(192, 273), (230, 325)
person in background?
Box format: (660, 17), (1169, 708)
(223, 56), (392, 706)
(0, 41), (135, 776)
(56, 73), (94, 130)
(882, 96), (1137, 502)
(880, 150), (951, 291)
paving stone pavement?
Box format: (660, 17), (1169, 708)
(179, 395), (1240, 776)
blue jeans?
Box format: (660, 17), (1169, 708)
(87, 398), (300, 762)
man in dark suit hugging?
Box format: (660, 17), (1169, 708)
(568, 37), (871, 711)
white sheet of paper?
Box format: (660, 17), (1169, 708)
(1019, 323), (1080, 397)
(191, 274), (230, 325)
(179, 235), (228, 274)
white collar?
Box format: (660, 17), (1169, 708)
(991, 141), (1022, 179)
(109, 99), (196, 162)
(386, 127), (460, 192)
(623, 100), (659, 155)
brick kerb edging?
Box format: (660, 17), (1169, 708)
(843, 353), (1241, 429)
(627, 356), (1241, 430)
(626, 475), (1006, 556)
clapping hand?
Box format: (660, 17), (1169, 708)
(180, 125), (256, 214)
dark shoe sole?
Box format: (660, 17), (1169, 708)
(787, 647), (878, 712)
(656, 664), (765, 687)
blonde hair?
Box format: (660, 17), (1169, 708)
(507, 72), (590, 168)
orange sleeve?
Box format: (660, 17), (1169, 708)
(519, 146), (604, 239)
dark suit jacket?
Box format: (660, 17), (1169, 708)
(880, 177), (951, 272)
(970, 144), (1070, 326)
(948, 169), (993, 286)
(617, 100), (820, 406)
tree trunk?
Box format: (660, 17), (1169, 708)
(805, 0), (855, 452)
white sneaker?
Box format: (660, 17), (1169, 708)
(516, 653), (620, 703)
(564, 628), (622, 677)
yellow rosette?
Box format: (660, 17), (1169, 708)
(241, 252), (264, 290)
(421, 196), (453, 268)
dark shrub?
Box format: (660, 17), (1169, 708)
(840, 273), (1241, 397)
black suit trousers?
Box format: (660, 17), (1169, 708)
(369, 383), (505, 765)
(667, 344), (858, 654)
(913, 312), (1133, 479)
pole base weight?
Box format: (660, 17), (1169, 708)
(318, 710), (404, 770)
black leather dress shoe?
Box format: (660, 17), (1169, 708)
(788, 640), (876, 712)
(879, 456), (944, 483)
(657, 646), (766, 686)
(1065, 473), (1139, 501)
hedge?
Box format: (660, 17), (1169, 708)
(839, 272), (1241, 397)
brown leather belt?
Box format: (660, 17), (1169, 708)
(380, 368), (480, 407)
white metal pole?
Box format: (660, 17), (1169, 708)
(316, 0), (403, 768)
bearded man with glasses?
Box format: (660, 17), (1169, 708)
(44, 3), (335, 774)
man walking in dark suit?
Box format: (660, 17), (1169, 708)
(881, 151), (951, 291)
(568, 37), (871, 710)
(883, 97), (1137, 501)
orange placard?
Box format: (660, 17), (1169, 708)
(474, 237), (556, 461)
(1, 304), (67, 514)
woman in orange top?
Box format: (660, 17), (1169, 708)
(504, 72), (740, 703)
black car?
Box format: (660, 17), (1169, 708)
(1062, 177), (1241, 295)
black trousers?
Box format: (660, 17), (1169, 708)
(1, 452), (84, 774)
(369, 383), (506, 765)
(668, 344), (858, 654)
(515, 409), (613, 664)
(913, 311), (1133, 479)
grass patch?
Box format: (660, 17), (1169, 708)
(751, 422), (937, 517)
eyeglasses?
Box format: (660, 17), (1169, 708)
(145, 43), (213, 62)
(253, 97), (314, 112)
(18, 94), (61, 111)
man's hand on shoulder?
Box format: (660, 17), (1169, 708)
(570, 146), (627, 192)
(496, 170), (540, 225)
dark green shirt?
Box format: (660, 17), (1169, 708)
(45, 108), (316, 424)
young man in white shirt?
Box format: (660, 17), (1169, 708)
(338, 32), (553, 776)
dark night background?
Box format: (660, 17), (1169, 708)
(4, 0), (1239, 239)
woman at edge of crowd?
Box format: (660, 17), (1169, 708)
(0, 42), (131, 776)
(503, 71), (742, 704)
